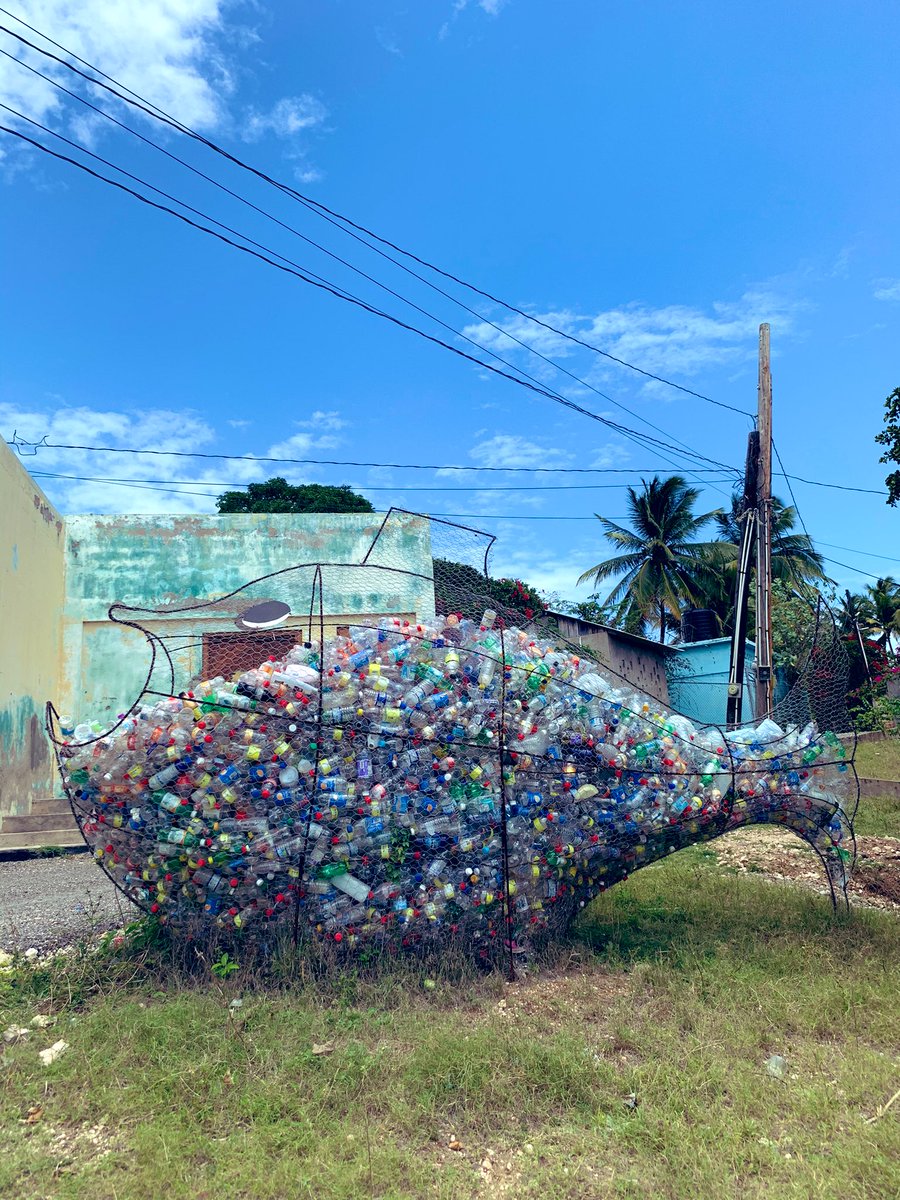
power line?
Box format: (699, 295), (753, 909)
(0, 57), (738, 468)
(1, 76), (708, 471)
(26, 469), (736, 492)
(0, 8), (753, 419)
(5, 435), (725, 473)
(0, 120), (738, 486)
(772, 470), (887, 497)
(818, 554), (887, 582)
(818, 540), (900, 566)
(28, 470), (627, 517)
(772, 439), (814, 545)
(6, 436), (880, 495)
(770, 442), (895, 581)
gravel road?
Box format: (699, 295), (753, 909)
(0, 853), (136, 952)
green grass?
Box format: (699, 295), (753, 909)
(854, 792), (900, 838)
(0, 859), (898, 1200)
(855, 736), (900, 782)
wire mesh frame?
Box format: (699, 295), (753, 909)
(46, 509), (859, 976)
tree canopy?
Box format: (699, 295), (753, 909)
(576, 475), (725, 642)
(216, 477), (375, 515)
(432, 558), (546, 624)
(579, 477), (833, 643)
(875, 385), (900, 506)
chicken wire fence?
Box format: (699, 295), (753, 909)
(48, 509), (859, 976)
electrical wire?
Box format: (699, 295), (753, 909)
(6, 435), (884, 496)
(0, 22), (883, 506)
(24, 468), (736, 492)
(772, 470), (887, 497)
(0, 78), (713, 473)
(818, 541), (900, 566)
(0, 8), (753, 419)
(31, 472), (626, 517)
(0, 120), (739, 487)
(0, 59), (740, 469)
(817, 555), (886, 582)
(4, 436), (727, 475)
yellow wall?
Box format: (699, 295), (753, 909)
(0, 442), (66, 816)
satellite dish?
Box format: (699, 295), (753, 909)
(236, 600), (292, 630)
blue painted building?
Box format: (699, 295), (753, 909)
(668, 637), (757, 727)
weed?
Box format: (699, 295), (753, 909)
(210, 952), (241, 980)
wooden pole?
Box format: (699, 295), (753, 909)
(726, 432), (759, 727)
(755, 324), (774, 717)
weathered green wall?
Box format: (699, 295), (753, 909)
(0, 442), (66, 816)
(61, 511), (434, 726)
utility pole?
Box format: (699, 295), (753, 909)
(725, 431), (759, 727)
(754, 323), (774, 718)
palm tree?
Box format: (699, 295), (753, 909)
(857, 577), (900, 651)
(695, 493), (830, 635)
(837, 590), (867, 639)
(577, 476), (724, 643)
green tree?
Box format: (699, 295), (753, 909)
(875, 385), (900, 506)
(837, 589), (867, 638)
(432, 558), (546, 623)
(770, 580), (818, 676)
(695, 493), (829, 635)
(216, 477), (374, 514)
(856, 576), (900, 651)
(577, 475), (724, 643)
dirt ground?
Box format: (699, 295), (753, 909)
(711, 827), (900, 911)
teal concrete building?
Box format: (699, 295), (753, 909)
(1, 442), (435, 840)
(61, 510), (435, 731)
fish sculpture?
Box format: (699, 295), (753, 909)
(52, 604), (857, 967)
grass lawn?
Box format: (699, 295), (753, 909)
(855, 736), (900, 782)
(853, 737), (900, 839)
(855, 793), (900, 838)
(1, 841), (898, 1200)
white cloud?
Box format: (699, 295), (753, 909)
(873, 278), (900, 302)
(465, 433), (573, 470)
(439, 0), (509, 39)
(471, 488), (545, 510)
(0, 4), (328, 178)
(297, 410), (347, 432)
(0, 399), (351, 514)
(242, 95), (327, 141)
(0, 1), (229, 144)
(461, 287), (805, 389)
(451, 0), (509, 15)
(488, 540), (599, 604)
(266, 431), (338, 458)
(375, 27), (402, 57)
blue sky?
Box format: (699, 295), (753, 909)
(1, 0), (899, 603)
